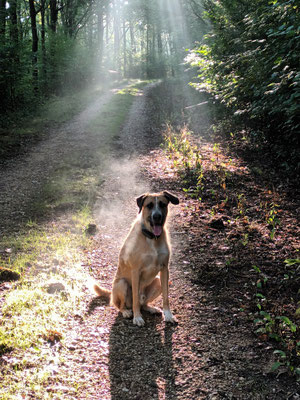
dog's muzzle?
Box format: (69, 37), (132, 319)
(151, 211), (163, 237)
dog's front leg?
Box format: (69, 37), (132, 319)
(131, 269), (145, 327)
(160, 267), (176, 323)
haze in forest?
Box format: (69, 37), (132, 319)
(0, 0), (206, 113)
(0, 0), (298, 171)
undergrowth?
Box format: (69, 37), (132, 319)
(0, 206), (95, 398)
(164, 123), (299, 379)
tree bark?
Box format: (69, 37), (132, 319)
(28, 0), (39, 92)
(9, 0), (18, 45)
(146, 22), (150, 77)
(122, 19), (127, 76)
(113, 0), (120, 71)
(41, 0), (47, 88)
(49, 0), (58, 33)
(129, 21), (134, 74)
(0, 0), (5, 45)
(97, 2), (104, 71)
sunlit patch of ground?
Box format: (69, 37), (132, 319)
(0, 80), (151, 399)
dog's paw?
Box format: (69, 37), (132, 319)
(122, 309), (133, 319)
(163, 309), (177, 324)
(133, 316), (145, 327)
(142, 305), (162, 315)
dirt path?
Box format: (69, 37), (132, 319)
(0, 82), (299, 399)
(54, 84), (299, 399)
(0, 85), (125, 235)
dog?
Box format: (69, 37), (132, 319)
(94, 191), (179, 326)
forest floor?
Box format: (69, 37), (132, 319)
(0, 79), (299, 399)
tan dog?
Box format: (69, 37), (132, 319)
(94, 191), (179, 326)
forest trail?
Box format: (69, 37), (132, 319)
(0, 81), (299, 399)
(0, 84), (129, 235)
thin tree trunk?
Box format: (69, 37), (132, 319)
(9, 0), (18, 45)
(49, 0), (58, 33)
(146, 22), (150, 77)
(41, 0), (47, 89)
(29, 0), (39, 92)
(113, 0), (120, 71)
(129, 21), (135, 74)
(0, 0), (5, 45)
(106, 10), (109, 46)
(152, 26), (156, 75)
(97, 3), (104, 71)
(88, 18), (93, 50)
(122, 19), (127, 77)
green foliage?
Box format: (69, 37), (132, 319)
(165, 126), (204, 198)
(0, 41), (33, 111)
(188, 0), (300, 173)
(252, 264), (299, 377)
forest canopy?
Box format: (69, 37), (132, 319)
(0, 0), (299, 172)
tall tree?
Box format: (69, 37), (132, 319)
(49, 0), (58, 33)
(28, 0), (39, 91)
(113, 0), (120, 70)
(0, 0), (6, 44)
(97, 0), (104, 71)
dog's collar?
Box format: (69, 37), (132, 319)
(141, 224), (161, 240)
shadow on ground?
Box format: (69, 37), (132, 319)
(108, 313), (178, 400)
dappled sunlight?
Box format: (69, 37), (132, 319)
(0, 0), (298, 396)
(136, 112), (299, 391)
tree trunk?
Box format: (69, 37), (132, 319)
(113, 0), (120, 71)
(41, 0), (47, 88)
(105, 8), (109, 47)
(28, 0), (38, 92)
(97, 3), (104, 71)
(152, 26), (156, 75)
(9, 0), (18, 46)
(49, 0), (58, 33)
(0, 0), (5, 45)
(129, 21), (135, 73)
(157, 20), (165, 77)
(146, 22), (150, 77)
(122, 19), (127, 77)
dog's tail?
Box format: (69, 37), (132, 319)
(93, 283), (111, 299)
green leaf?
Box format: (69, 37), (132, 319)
(284, 258), (300, 266)
(271, 361), (282, 371)
(269, 333), (281, 342)
(274, 350), (286, 358)
(260, 311), (272, 321)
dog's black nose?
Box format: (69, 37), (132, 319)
(152, 211), (162, 223)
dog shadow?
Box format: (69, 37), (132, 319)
(87, 296), (110, 315)
(108, 312), (178, 400)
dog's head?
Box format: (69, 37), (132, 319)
(136, 191), (179, 237)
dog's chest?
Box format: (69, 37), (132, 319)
(141, 240), (169, 275)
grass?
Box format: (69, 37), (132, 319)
(0, 79), (130, 159)
(0, 79), (150, 398)
(0, 217), (91, 398)
(0, 214), (91, 347)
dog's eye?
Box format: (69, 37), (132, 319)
(159, 201), (167, 208)
(146, 202), (154, 209)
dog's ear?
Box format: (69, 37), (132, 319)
(136, 194), (147, 213)
(163, 191), (179, 205)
